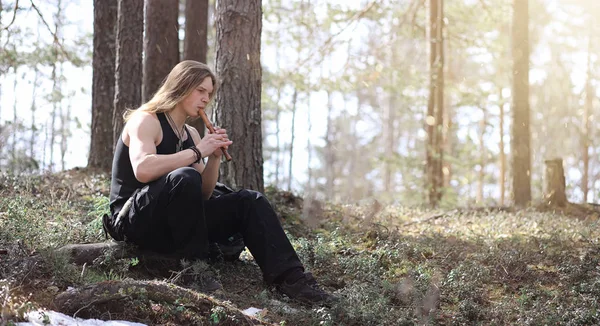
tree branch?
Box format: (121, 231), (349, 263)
(1, 0), (19, 31)
(28, 0), (72, 61)
(291, 0), (379, 72)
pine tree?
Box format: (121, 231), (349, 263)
(113, 0), (143, 143)
(215, 0), (263, 192)
(143, 0), (180, 102)
(88, 0), (117, 171)
(511, 0), (531, 206)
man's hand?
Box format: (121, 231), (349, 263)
(196, 131), (232, 158)
(195, 127), (231, 159)
(192, 126), (230, 199)
(208, 127), (231, 159)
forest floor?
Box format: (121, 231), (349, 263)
(1, 169), (600, 325)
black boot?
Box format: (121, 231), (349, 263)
(277, 272), (338, 305)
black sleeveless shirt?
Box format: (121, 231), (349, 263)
(109, 112), (195, 218)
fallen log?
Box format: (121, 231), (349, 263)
(11, 242), (181, 285)
(54, 241), (182, 266)
(55, 242), (131, 265)
(54, 279), (273, 325)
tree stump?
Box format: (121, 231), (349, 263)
(544, 158), (567, 207)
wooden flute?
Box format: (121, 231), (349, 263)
(198, 109), (233, 161)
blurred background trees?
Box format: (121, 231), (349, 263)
(0, 0), (598, 207)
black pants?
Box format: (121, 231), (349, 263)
(121, 167), (303, 284)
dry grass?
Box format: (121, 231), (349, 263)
(1, 170), (599, 325)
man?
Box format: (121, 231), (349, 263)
(103, 60), (335, 304)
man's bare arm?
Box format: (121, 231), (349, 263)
(188, 126), (218, 200)
(128, 113), (197, 183)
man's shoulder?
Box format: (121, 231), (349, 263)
(127, 111), (161, 136)
(129, 111), (159, 127)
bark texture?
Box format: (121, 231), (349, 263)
(544, 159), (567, 207)
(511, 0), (532, 206)
(184, 0), (208, 63)
(89, 0), (117, 171)
(184, 0), (209, 136)
(426, 0), (444, 207)
(143, 0), (180, 102)
(113, 0), (143, 144)
(215, 0), (264, 192)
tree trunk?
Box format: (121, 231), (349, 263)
(58, 59), (66, 171)
(306, 95), (313, 193)
(511, 0), (531, 206)
(88, 0), (118, 171)
(206, 0), (218, 64)
(348, 93), (362, 201)
(302, 93), (317, 224)
(183, 0), (209, 136)
(215, 0), (263, 192)
(29, 66), (39, 163)
(287, 89), (297, 192)
(0, 3), (2, 169)
(60, 99), (70, 171)
(325, 90), (335, 198)
(10, 68), (17, 172)
(43, 121), (49, 171)
(499, 87), (506, 206)
(113, 0), (143, 144)
(274, 84), (281, 186)
(63, 102), (73, 171)
(544, 159), (567, 207)
(143, 0), (180, 103)
(50, 61), (58, 171)
(274, 37), (282, 186)
(433, 0), (445, 206)
(183, 0), (208, 63)
(426, 0), (444, 207)
(477, 108), (487, 204)
(384, 80), (396, 193)
(443, 30), (455, 190)
(582, 35), (593, 203)
(57, 24), (67, 172)
(384, 33), (398, 193)
(48, 1), (64, 172)
(442, 81), (452, 189)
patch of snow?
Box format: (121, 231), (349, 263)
(16, 310), (147, 326)
(241, 307), (263, 317)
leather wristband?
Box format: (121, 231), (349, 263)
(189, 147), (202, 164)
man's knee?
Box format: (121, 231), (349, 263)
(168, 167), (202, 188)
(239, 189), (264, 199)
(238, 189), (276, 214)
(238, 189), (265, 202)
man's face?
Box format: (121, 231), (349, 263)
(181, 76), (213, 117)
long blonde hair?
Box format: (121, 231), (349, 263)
(124, 60), (218, 121)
